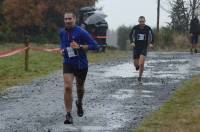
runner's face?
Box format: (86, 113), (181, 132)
(139, 18), (146, 27)
(64, 13), (76, 29)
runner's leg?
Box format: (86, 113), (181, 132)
(134, 59), (139, 70)
(75, 69), (87, 117)
(133, 49), (140, 71)
(139, 55), (145, 78)
(63, 73), (74, 124)
(64, 74), (74, 113)
(76, 77), (85, 105)
(194, 35), (198, 53)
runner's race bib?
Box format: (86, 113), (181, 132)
(137, 34), (146, 41)
(66, 47), (77, 58)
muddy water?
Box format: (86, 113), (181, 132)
(0, 52), (199, 132)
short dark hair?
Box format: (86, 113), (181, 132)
(64, 12), (76, 18)
(138, 16), (146, 21)
(139, 16), (145, 21)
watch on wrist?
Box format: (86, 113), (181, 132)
(79, 45), (83, 49)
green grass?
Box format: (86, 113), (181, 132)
(0, 44), (128, 92)
(136, 76), (200, 132)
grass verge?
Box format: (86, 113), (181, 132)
(135, 76), (200, 132)
(0, 44), (128, 93)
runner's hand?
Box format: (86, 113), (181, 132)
(149, 43), (154, 49)
(130, 43), (135, 48)
(71, 41), (80, 49)
(60, 49), (65, 56)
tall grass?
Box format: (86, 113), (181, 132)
(155, 27), (200, 51)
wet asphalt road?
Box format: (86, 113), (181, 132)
(0, 52), (200, 132)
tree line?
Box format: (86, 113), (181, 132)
(0, 0), (97, 43)
(116, 0), (200, 50)
(170, 0), (200, 33)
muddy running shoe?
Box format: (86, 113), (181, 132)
(138, 77), (142, 82)
(64, 112), (73, 124)
(135, 65), (140, 71)
(76, 101), (84, 117)
(194, 49), (198, 54)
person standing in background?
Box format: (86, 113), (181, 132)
(190, 16), (200, 54)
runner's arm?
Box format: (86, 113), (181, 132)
(59, 30), (65, 55)
(129, 27), (136, 43)
(59, 30), (65, 50)
(148, 27), (154, 45)
(81, 30), (99, 50)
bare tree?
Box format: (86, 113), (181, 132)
(169, 0), (200, 32)
(189, 0), (200, 19)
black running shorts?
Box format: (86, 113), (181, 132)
(191, 35), (198, 45)
(63, 64), (88, 81)
(133, 48), (147, 59)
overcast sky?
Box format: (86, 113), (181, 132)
(96, 0), (171, 30)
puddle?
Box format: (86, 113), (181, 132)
(112, 89), (135, 99)
(0, 123), (5, 129)
(47, 124), (111, 132)
(104, 63), (136, 78)
(104, 112), (129, 129)
(81, 126), (111, 131)
(142, 82), (160, 86)
(112, 89), (154, 100)
(148, 59), (189, 64)
(141, 95), (154, 98)
(104, 58), (191, 80)
(142, 90), (153, 94)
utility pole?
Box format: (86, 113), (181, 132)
(157, 0), (161, 33)
(192, 0), (196, 19)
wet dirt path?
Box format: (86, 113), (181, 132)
(0, 52), (200, 132)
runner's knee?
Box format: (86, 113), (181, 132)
(77, 87), (84, 94)
(139, 63), (144, 68)
(64, 85), (72, 92)
(76, 83), (84, 92)
(76, 79), (84, 87)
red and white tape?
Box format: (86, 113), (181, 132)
(95, 36), (108, 39)
(0, 47), (60, 59)
(0, 47), (28, 58)
(31, 47), (60, 53)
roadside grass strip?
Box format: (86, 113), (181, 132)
(136, 76), (200, 132)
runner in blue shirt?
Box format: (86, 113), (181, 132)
(59, 12), (98, 124)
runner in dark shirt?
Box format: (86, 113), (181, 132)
(190, 17), (200, 54)
(129, 16), (154, 83)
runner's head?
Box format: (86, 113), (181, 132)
(64, 12), (76, 29)
(138, 16), (146, 27)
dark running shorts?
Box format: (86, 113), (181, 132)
(191, 35), (198, 45)
(63, 64), (88, 81)
(133, 48), (147, 59)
